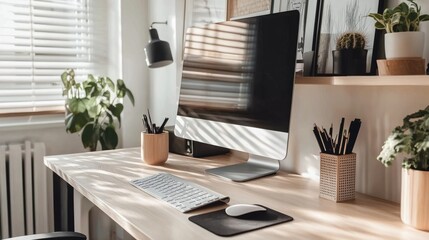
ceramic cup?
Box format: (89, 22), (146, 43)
(141, 131), (169, 165)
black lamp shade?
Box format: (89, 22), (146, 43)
(144, 28), (173, 68)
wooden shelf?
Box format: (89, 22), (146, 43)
(295, 75), (429, 86)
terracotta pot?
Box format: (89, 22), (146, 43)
(401, 168), (429, 230)
(385, 32), (425, 59)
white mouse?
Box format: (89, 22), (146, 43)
(225, 204), (267, 217)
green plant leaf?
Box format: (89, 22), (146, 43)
(100, 125), (118, 150)
(65, 112), (90, 133)
(108, 103), (123, 125)
(106, 77), (114, 90)
(116, 79), (126, 98)
(375, 22), (385, 29)
(419, 14), (429, 21)
(391, 12), (402, 26)
(81, 123), (99, 150)
(125, 88), (135, 106)
(408, 11), (418, 22)
(396, 2), (409, 15)
(67, 98), (87, 114)
(103, 90), (111, 101)
(61, 71), (68, 87)
(87, 104), (102, 118)
(88, 74), (96, 82)
(383, 8), (392, 20)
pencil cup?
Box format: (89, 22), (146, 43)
(319, 153), (356, 202)
(141, 131), (169, 165)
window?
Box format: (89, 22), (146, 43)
(0, 0), (97, 118)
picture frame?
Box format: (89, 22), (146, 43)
(312, 0), (384, 76)
(227, 0), (273, 20)
(274, 0), (308, 63)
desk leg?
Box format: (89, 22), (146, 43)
(74, 190), (94, 239)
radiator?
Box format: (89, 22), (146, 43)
(0, 141), (54, 238)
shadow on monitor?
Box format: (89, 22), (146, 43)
(175, 10), (300, 182)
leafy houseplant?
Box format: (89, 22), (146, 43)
(61, 69), (135, 151)
(332, 32), (368, 75)
(377, 106), (429, 230)
(377, 106), (429, 170)
(368, 0), (429, 33)
(368, 0), (429, 60)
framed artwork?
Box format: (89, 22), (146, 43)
(314, 0), (384, 75)
(276, 0), (308, 62)
(227, 0), (273, 20)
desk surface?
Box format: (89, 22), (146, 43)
(44, 148), (429, 240)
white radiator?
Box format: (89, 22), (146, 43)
(0, 141), (54, 238)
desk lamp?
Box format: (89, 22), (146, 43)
(144, 21), (173, 68)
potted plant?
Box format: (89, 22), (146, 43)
(377, 106), (429, 230)
(61, 69), (135, 151)
(368, 0), (429, 59)
(332, 32), (367, 75)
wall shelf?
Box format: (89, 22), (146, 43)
(295, 75), (429, 86)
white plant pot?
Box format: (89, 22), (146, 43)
(401, 168), (429, 231)
(385, 32), (425, 59)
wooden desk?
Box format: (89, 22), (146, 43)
(44, 148), (429, 240)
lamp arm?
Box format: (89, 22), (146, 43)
(150, 21), (168, 29)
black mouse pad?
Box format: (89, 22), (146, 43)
(188, 205), (293, 237)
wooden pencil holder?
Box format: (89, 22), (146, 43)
(141, 131), (169, 165)
(319, 153), (356, 202)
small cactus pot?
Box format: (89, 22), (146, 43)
(332, 49), (368, 75)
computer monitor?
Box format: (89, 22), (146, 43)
(175, 11), (300, 182)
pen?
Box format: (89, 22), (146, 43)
(157, 117), (169, 133)
(313, 124), (325, 152)
(142, 114), (152, 133)
(322, 127), (334, 152)
(339, 130), (347, 155)
(335, 118), (345, 155)
(346, 119), (361, 154)
(147, 109), (154, 133)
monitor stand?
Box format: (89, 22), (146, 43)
(205, 154), (280, 182)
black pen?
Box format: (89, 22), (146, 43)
(157, 117), (169, 133)
(143, 114), (152, 133)
(313, 124), (325, 152)
(147, 109), (154, 133)
(346, 119), (361, 154)
(335, 118), (345, 154)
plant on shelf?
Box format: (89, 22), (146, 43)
(332, 32), (368, 75)
(368, 0), (429, 61)
(368, 0), (429, 33)
(336, 32), (366, 50)
(377, 106), (429, 230)
(61, 69), (135, 151)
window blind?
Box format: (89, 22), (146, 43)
(0, 0), (93, 116)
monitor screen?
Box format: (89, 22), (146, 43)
(175, 11), (299, 181)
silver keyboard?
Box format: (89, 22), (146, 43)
(130, 173), (230, 213)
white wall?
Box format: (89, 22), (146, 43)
(120, 0), (150, 148)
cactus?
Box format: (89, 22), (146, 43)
(336, 32), (366, 50)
